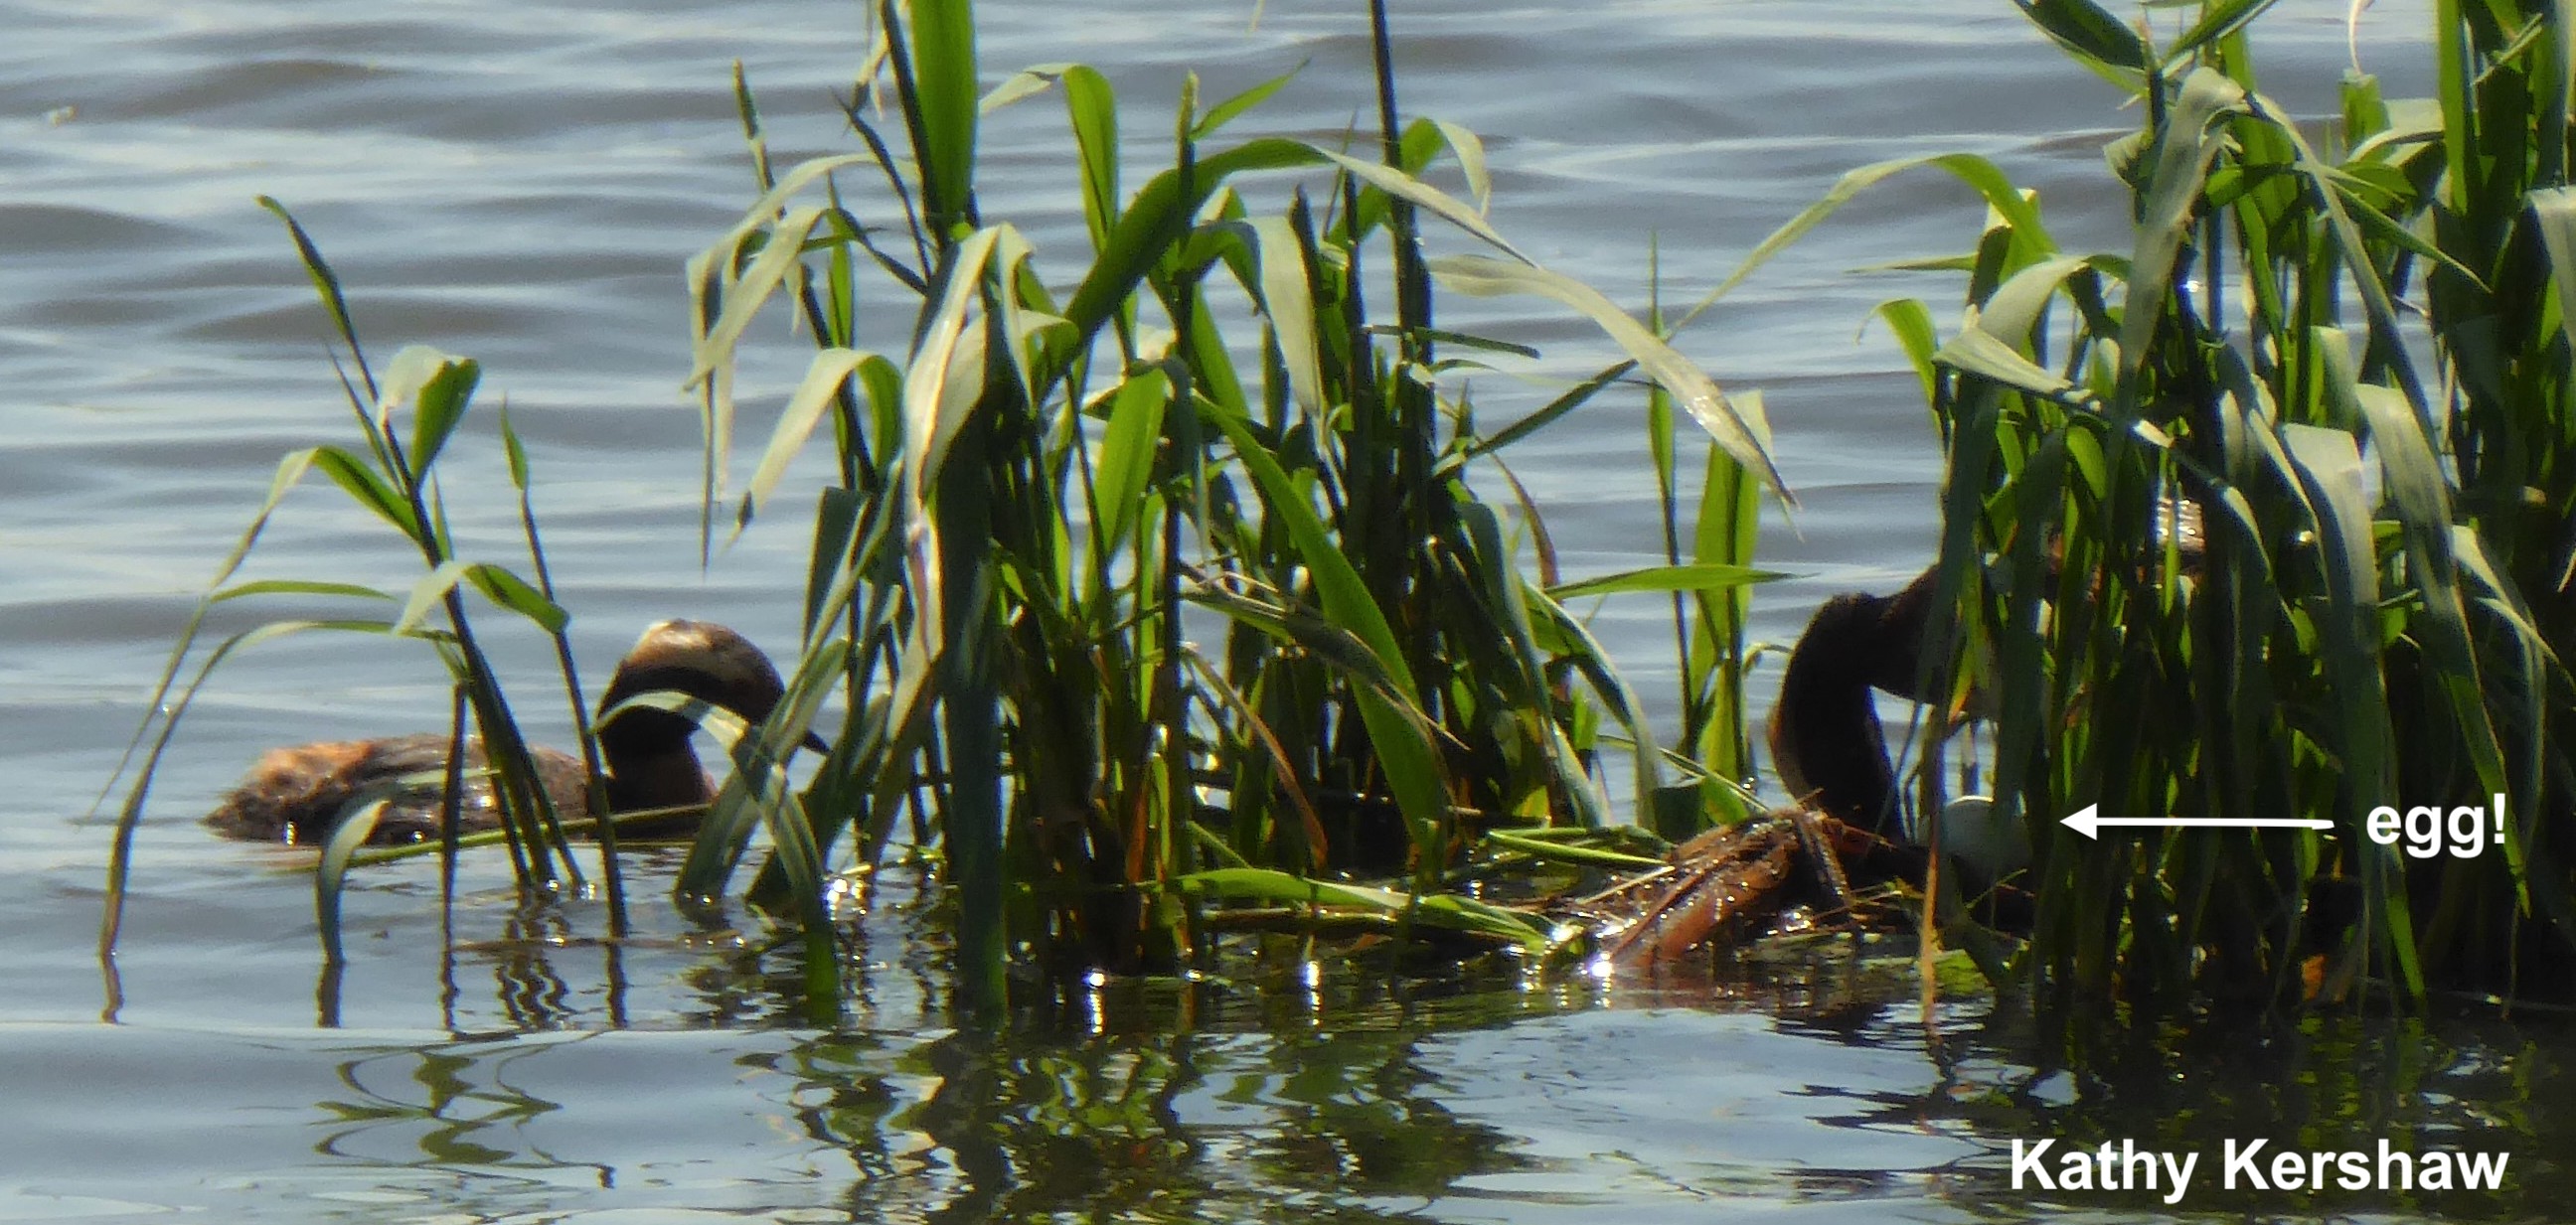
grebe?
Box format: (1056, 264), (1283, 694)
(1771, 496), (2203, 842)
(1766, 565), (1942, 835)
(205, 620), (805, 845)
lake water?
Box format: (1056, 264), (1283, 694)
(9, 0), (2565, 1220)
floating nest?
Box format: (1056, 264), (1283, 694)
(1557, 811), (1925, 967)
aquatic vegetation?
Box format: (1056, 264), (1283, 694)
(110, 0), (2576, 1048)
(92, 207), (651, 976)
(676, 0), (1784, 1013)
(99, 0), (1783, 1020)
(1751, 0), (2576, 1028)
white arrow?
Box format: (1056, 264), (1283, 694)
(2059, 803), (2334, 840)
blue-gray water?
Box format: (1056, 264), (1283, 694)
(10, 0), (2560, 1221)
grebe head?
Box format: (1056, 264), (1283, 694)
(594, 621), (794, 751)
(592, 620), (809, 814)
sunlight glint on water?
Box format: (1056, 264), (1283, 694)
(8, 2), (2549, 1222)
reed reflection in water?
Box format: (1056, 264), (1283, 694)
(204, 995), (2555, 1224)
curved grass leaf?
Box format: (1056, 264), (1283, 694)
(461, 562), (565, 634)
(392, 560), (478, 637)
(2275, 422), (2409, 988)
(1196, 65), (1302, 140)
(1185, 582), (1443, 742)
(213, 579), (398, 604)
(904, 229), (1005, 488)
(100, 618), (400, 961)
(378, 345), (480, 481)
(979, 62), (1070, 114)
(903, 0), (979, 234)
(669, 632), (847, 903)
(1176, 866), (1550, 952)
(1457, 501), (1610, 828)
(1061, 66), (1120, 250)
(2016, 0), (2150, 75)
(1317, 149), (1527, 264)
(1476, 828), (1667, 870)
(689, 204), (848, 395)
(1523, 580), (1668, 818)
(315, 794), (398, 966)
(499, 399), (531, 491)
(1061, 137), (1322, 341)
(2165, 0), (2282, 67)
(734, 348), (883, 539)
(384, 558), (562, 654)
(1426, 118), (1492, 214)
(1546, 562), (1778, 600)
(310, 445), (420, 538)
(2532, 186), (2576, 357)
(1974, 253), (2101, 343)
(2114, 69), (2248, 411)
(1238, 217), (1324, 414)
(1431, 253), (1788, 501)
(1936, 328), (2088, 402)
(254, 197), (375, 395)
(1205, 408), (1454, 880)
(1677, 152), (2055, 338)
(1871, 298), (1942, 404)
(1466, 361), (1631, 456)
(1089, 369), (1172, 553)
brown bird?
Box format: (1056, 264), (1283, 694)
(1771, 497), (2204, 839)
(205, 620), (808, 846)
(1765, 567), (1945, 836)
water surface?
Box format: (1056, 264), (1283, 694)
(11, 1), (2558, 1220)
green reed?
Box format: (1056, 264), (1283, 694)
(1743, 0), (2576, 1029)
(682, 0), (1782, 1011)
(98, 204), (629, 978)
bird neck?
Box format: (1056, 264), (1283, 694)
(601, 733), (714, 814)
(1770, 591), (1904, 833)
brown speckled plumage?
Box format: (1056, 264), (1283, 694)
(205, 620), (796, 845)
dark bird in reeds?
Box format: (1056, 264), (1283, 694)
(1769, 495), (2207, 838)
(1782, 489), (2204, 848)
(1766, 566), (1946, 837)
(1592, 503), (2217, 964)
(1577, 569), (2003, 966)
(206, 620), (801, 846)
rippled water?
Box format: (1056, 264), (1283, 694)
(13, 0), (2564, 1221)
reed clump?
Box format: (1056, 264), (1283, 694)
(131, 0), (2576, 1045)
(681, 0), (1789, 1013)
(1774, 0), (2576, 1031)
(95, 198), (648, 977)
(104, 0), (1787, 1022)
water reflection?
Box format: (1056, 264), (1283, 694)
(82, 968), (2536, 1224)
(1913, 1007), (2570, 1218)
(286, 1023), (1534, 1222)
(748, 1025), (1534, 1223)
(123, 845), (2571, 1220)
(128, 834), (2561, 1219)
(318, 1039), (607, 1184)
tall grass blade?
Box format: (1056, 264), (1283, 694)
(1431, 254), (1788, 500)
